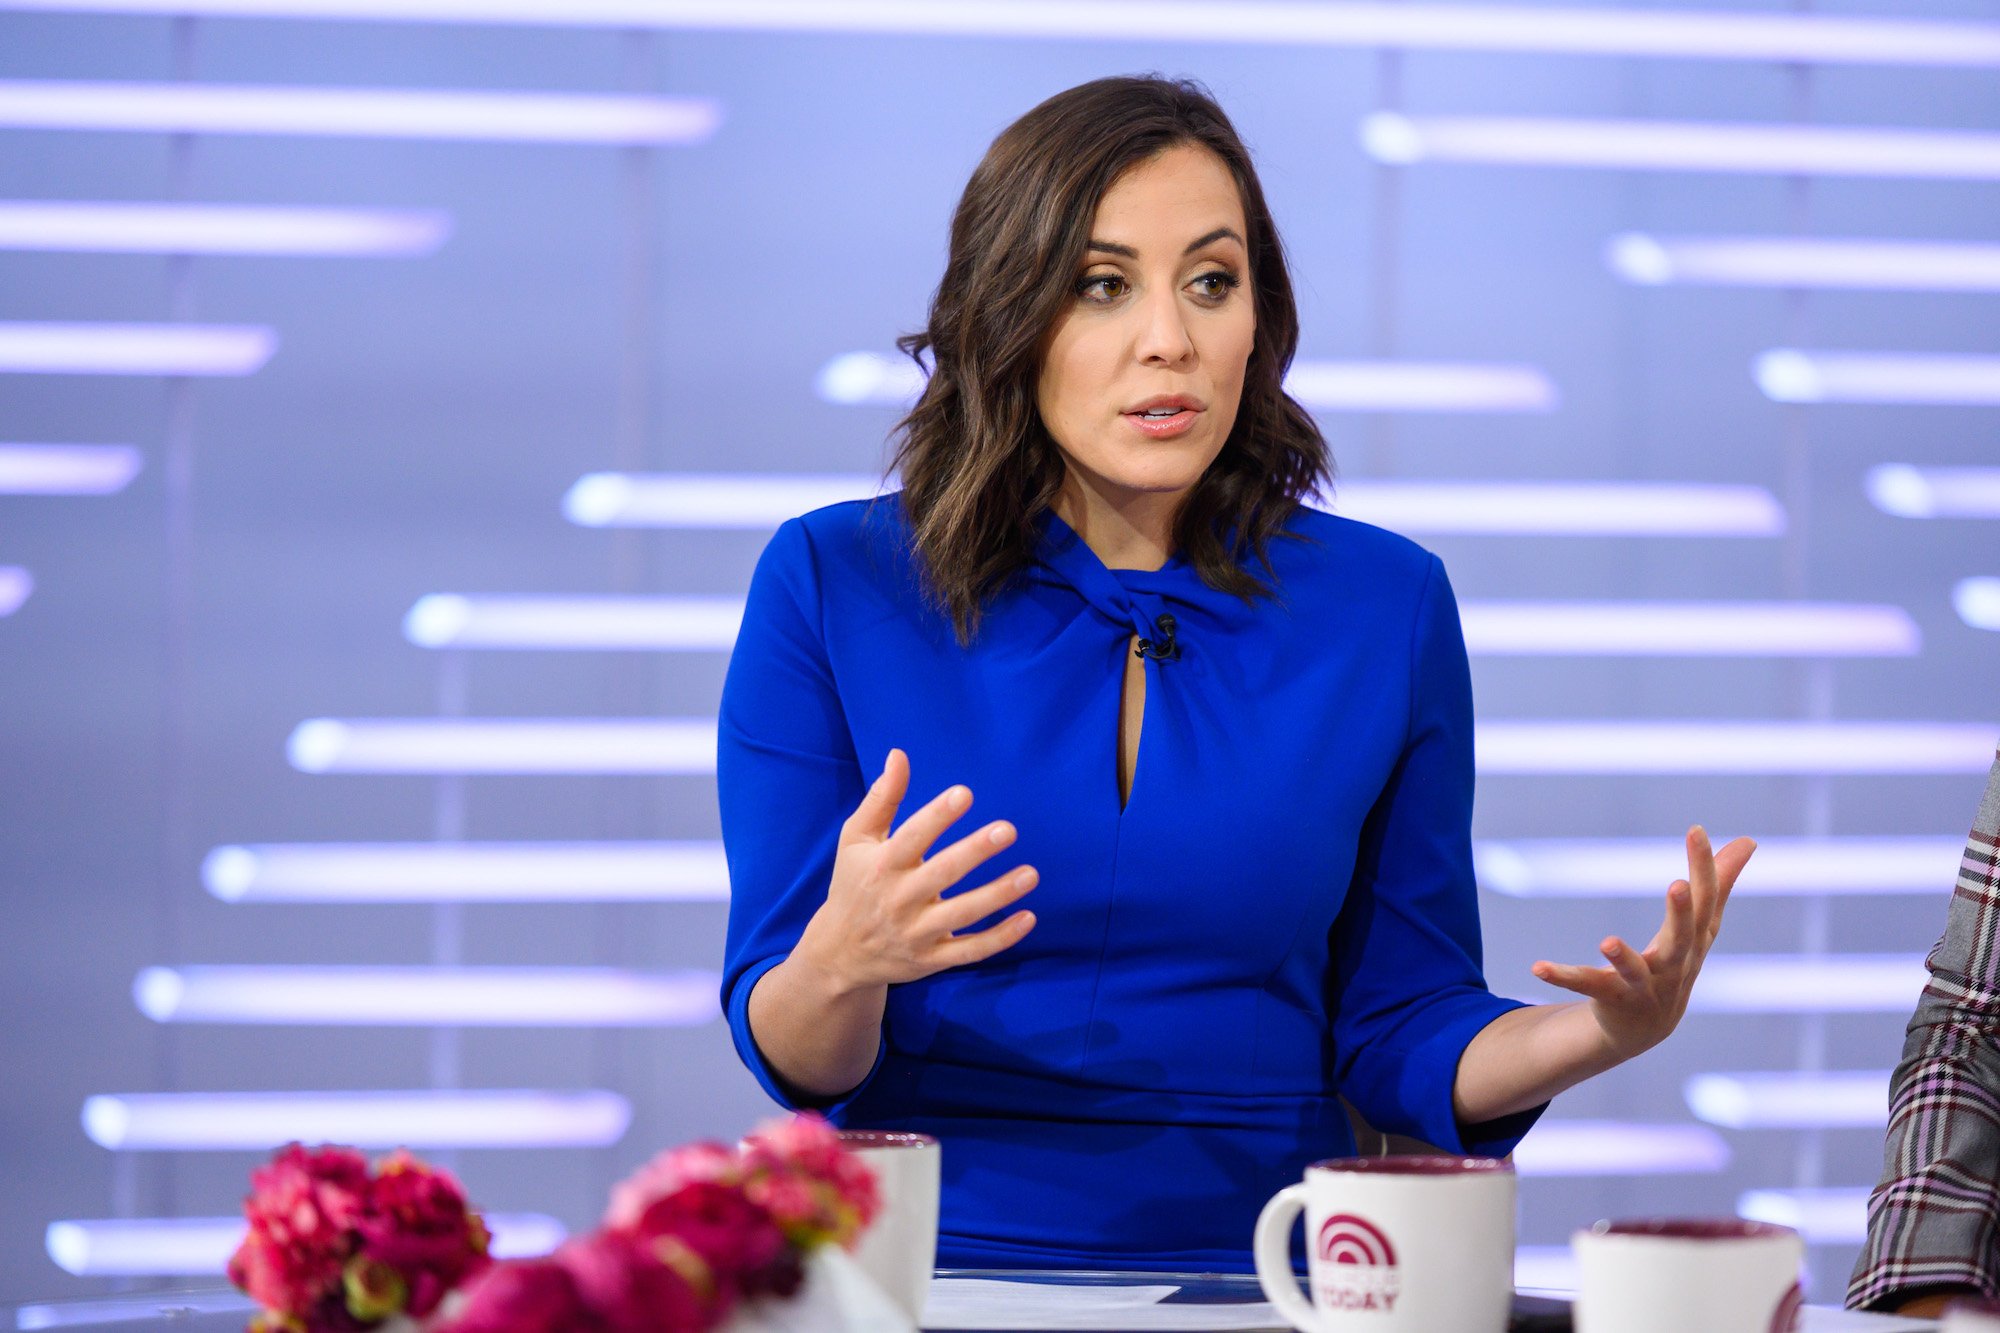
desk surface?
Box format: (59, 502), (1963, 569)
(6, 1274), (1943, 1333)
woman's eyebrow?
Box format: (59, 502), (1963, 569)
(1085, 226), (1247, 260)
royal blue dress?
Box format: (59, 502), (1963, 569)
(717, 495), (1542, 1272)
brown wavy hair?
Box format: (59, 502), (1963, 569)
(879, 74), (1331, 646)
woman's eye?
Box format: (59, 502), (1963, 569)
(1191, 270), (1241, 301)
(1076, 274), (1125, 303)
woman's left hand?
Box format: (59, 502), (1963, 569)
(1530, 825), (1757, 1062)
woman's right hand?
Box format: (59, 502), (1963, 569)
(793, 747), (1038, 993)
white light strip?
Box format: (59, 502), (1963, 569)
(0, 567), (30, 618)
(45, 1214), (565, 1277)
(1363, 113), (2000, 180)
(1476, 835), (1965, 898)
(566, 472), (1786, 537)
(1688, 955), (1926, 1013)
(0, 201), (451, 255)
(1868, 465), (2000, 519)
(1758, 351), (2000, 405)
(1609, 234), (2000, 292)
(287, 717), (717, 774)
(0, 443), (143, 493)
(1685, 1071), (1889, 1129)
(1513, 1246), (1579, 1295)
(1736, 1189), (1869, 1245)
(133, 965), (720, 1026)
(0, 322), (276, 376)
(1510, 1120), (1729, 1176)
(1957, 578), (2000, 631)
(564, 471), (896, 528)
(204, 840), (729, 903)
(405, 594), (743, 650)
(1459, 601), (1917, 656)
(15, 1290), (256, 1330)
(0, 81), (721, 145)
(816, 350), (1557, 413)
(1477, 722), (1996, 774)
(82, 1089), (632, 1149)
(5, 2), (1999, 69)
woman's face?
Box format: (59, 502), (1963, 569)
(1035, 142), (1256, 525)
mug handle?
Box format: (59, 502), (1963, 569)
(1254, 1183), (1321, 1333)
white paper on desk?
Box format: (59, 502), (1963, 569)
(922, 1279), (1287, 1330)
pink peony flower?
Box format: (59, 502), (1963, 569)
(228, 1143), (371, 1317)
(604, 1141), (739, 1231)
(434, 1257), (605, 1333)
(356, 1150), (491, 1317)
(556, 1229), (711, 1333)
(738, 1115), (879, 1250)
(629, 1181), (801, 1305)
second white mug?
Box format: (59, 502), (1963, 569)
(837, 1129), (940, 1326)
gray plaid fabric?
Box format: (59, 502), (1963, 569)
(1849, 748), (2000, 1311)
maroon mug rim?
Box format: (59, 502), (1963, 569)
(835, 1129), (938, 1148)
(1589, 1218), (1799, 1242)
(1306, 1154), (1512, 1175)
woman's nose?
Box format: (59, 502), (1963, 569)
(1135, 289), (1195, 366)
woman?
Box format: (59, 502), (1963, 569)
(718, 75), (1754, 1271)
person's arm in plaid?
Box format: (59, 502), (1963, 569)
(1848, 749), (2000, 1315)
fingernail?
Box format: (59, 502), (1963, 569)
(949, 785), (971, 808)
(988, 822), (1014, 845)
(1015, 867), (1036, 887)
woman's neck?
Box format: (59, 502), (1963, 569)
(1052, 479), (1180, 572)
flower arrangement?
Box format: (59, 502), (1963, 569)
(228, 1115), (882, 1333)
(227, 1144), (491, 1332)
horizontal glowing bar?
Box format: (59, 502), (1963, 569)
(5, 2), (1999, 69)
(1957, 578), (2000, 631)
(15, 1290), (256, 1330)
(0, 81), (721, 145)
(817, 350), (1557, 413)
(1513, 1246), (1578, 1295)
(1758, 351), (2000, 405)
(565, 471), (896, 528)
(1459, 601), (1917, 656)
(1736, 1188), (1868, 1245)
(287, 717), (716, 774)
(1868, 465), (2000, 519)
(1689, 955), (1926, 1013)
(1363, 113), (2000, 179)
(1686, 1071), (1888, 1129)
(568, 472), (1786, 537)
(1609, 234), (2000, 292)
(0, 567), (30, 617)
(1510, 1120), (1729, 1176)
(0, 443), (143, 492)
(1476, 836), (1965, 897)
(406, 594), (742, 650)
(133, 965), (720, 1026)
(1476, 722), (1996, 774)
(0, 201), (450, 255)
(46, 1214), (564, 1277)
(0, 322), (275, 375)
(82, 1089), (631, 1149)
(205, 840), (728, 902)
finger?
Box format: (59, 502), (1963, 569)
(1685, 824), (1719, 935)
(882, 781), (975, 868)
(932, 909), (1036, 971)
(1711, 836), (1757, 929)
(839, 748), (908, 845)
(1601, 936), (1653, 991)
(912, 818), (1020, 898)
(1646, 880), (1695, 964)
(928, 865), (1038, 936)
(1531, 959), (1622, 1003)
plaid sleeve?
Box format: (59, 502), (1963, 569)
(1848, 749), (2000, 1311)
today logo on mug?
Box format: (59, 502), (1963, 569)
(1254, 1156), (1516, 1333)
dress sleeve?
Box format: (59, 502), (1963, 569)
(1848, 751), (2000, 1311)
(1326, 553), (1544, 1157)
(717, 516), (886, 1114)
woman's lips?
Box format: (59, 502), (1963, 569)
(1122, 408), (1199, 439)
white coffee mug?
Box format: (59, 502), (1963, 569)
(838, 1129), (939, 1326)
(1943, 1298), (2000, 1333)
(1253, 1156), (1516, 1333)
(1571, 1219), (1805, 1333)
